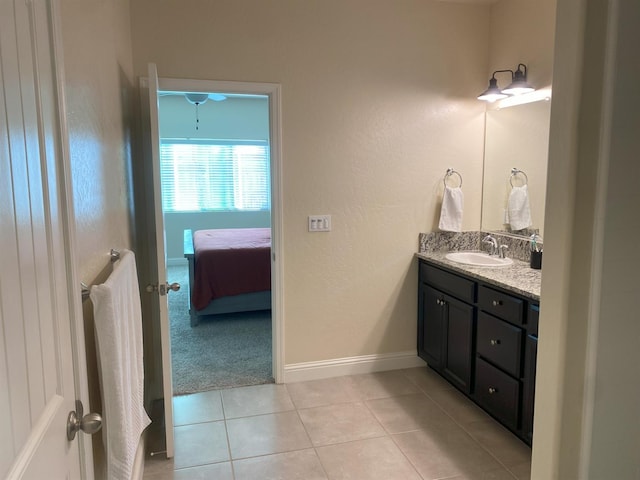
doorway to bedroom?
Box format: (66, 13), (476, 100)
(158, 89), (274, 397)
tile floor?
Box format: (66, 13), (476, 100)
(143, 367), (531, 480)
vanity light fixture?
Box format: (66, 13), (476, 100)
(502, 64), (535, 95)
(477, 70), (511, 102)
(478, 63), (535, 102)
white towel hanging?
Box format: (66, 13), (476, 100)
(90, 249), (151, 480)
(439, 186), (464, 232)
(506, 184), (532, 230)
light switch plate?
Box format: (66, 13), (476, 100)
(308, 215), (331, 232)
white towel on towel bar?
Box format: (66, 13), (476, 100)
(506, 185), (532, 231)
(91, 249), (151, 480)
(438, 186), (464, 232)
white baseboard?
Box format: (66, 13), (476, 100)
(283, 350), (427, 384)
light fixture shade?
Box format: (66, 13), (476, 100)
(185, 93), (209, 105)
(502, 65), (534, 95)
(477, 77), (508, 102)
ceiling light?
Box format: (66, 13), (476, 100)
(184, 93), (209, 131)
(185, 93), (209, 105)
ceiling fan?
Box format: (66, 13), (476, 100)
(184, 92), (227, 104)
(158, 92), (227, 131)
(158, 91), (228, 104)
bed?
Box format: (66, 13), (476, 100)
(183, 228), (272, 327)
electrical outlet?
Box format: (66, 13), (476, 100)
(308, 215), (331, 232)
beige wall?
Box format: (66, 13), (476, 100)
(131, 0), (490, 364)
(488, 0), (557, 88)
(59, 0), (135, 477)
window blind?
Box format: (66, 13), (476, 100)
(159, 140), (270, 212)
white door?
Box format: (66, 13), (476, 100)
(145, 63), (175, 458)
(1, 0), (91, 479)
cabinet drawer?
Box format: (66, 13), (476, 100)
(475, 357), (520, 431)
(478, 285), (524, 325)
(477, 312), (523, 377)
(420, 263), (476, 303)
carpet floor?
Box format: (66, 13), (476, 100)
(168, 264), (273, 395)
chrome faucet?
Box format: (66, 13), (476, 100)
(498, 244), (509, 259)
(482, 235), (498, 256)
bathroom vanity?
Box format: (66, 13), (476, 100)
(416, 251), (540, 445)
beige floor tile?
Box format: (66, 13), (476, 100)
(286, 376), (361, 409)
(143, 461), (233, 480)
(350, 370), (420, 400)
(298, 401), (386, 446)
(425, 385), (492, 427)
(367, 392), (459, 434)
(316, 436), (421, 480)
(393, 427), (504, 480)
(233, 449), (328, 480)
(222, 383), (294, 418)
(464, 419), (531, 468)
(173, 421), (230, 469)
(173, 390), (224, 426)
(448, 467), (519, 480)
(401, 366), (456, 393)
(506, 460), (531, 480)
(156, 462), (233, 480)
(226, 410), (312, 459)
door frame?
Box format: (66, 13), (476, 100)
(157, 77), (285, 384)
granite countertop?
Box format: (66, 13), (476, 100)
(416, 251), (541, 301)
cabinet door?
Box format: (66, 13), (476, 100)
(443, 294), (475, 393)
(418, 283), (445, 369)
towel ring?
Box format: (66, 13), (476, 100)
(444, 168), (463, 188)
(510, 168), (528, 187)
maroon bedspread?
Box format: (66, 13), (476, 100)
(192, 228), (271, 310)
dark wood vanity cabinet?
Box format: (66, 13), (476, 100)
(418, 263), (475, 393)
(418, 259), (539, 445)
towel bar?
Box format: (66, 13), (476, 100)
(510, 168), (529, 187)
(444, 168), (463, 188)
(81, 249), (121, 301)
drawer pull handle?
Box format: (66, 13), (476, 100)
(490, 339), (501, 346)
(492, 300), (503, 307)
(488, 387), (497, 394)
(436, 299), (446, 307)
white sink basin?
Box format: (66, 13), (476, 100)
(445, 251), (513, 267)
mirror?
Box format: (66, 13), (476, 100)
(481, 98), (551, 238)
